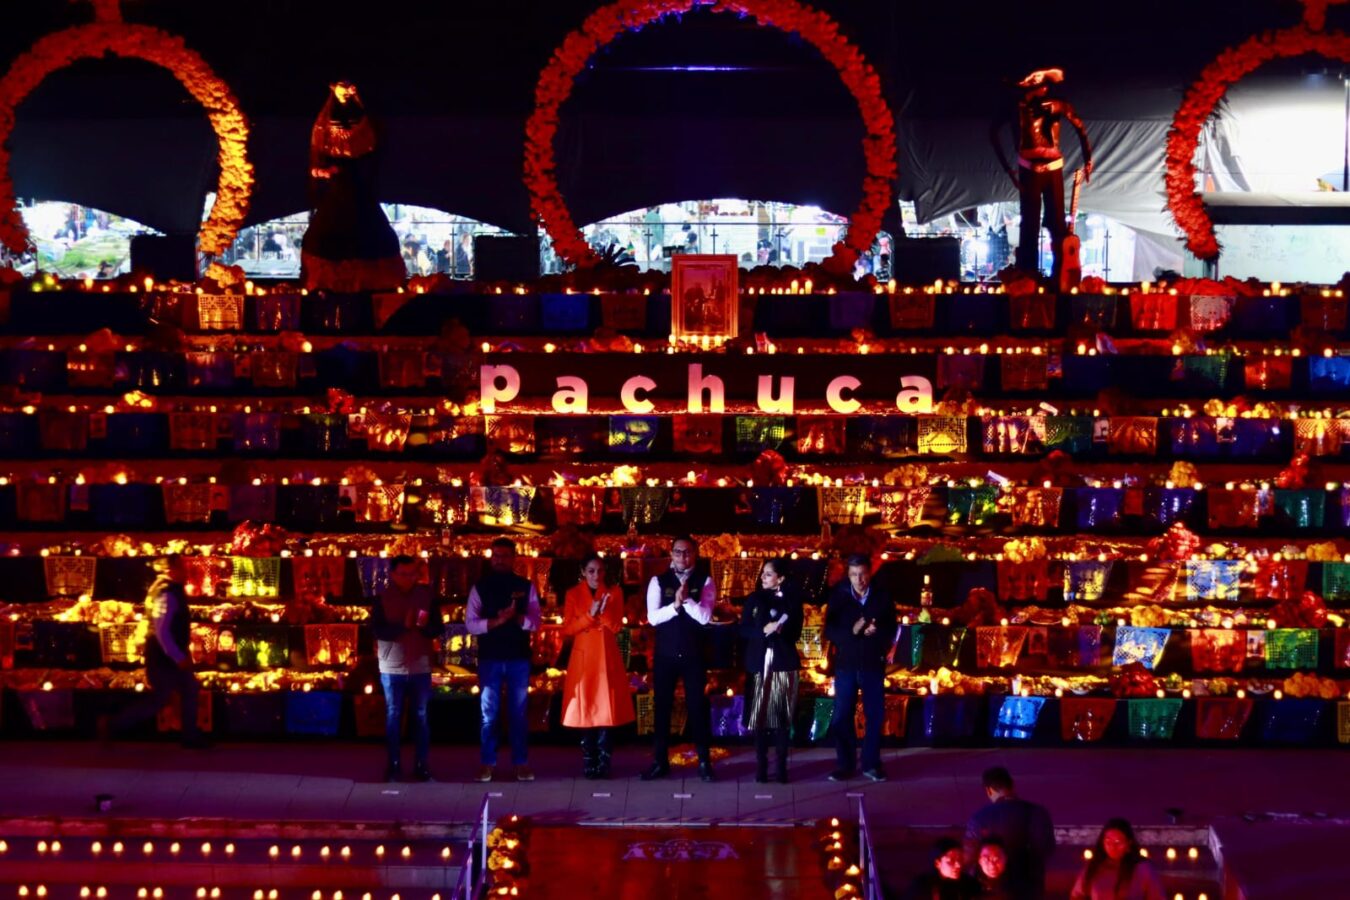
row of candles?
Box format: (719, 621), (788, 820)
(30, 269), (1350, 299)
(6, 397), (1349, 421)
(10, 538), (1350, 569)
(4, 837), (452, 861)
(21, 892), (478, 900)
(11, 332), (1345, 359)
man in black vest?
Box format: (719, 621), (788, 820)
(641, 535), (717, 782)
(466, 537), (541, 783)
(103, 555), (209, 748)
(824, 554), (896, 782)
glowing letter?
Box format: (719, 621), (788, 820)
(826, 375), (862, 414)
(479, 364), (520, 414)
(552, 375), (589, 413)
(687, 364), (726, 413)
(621, 375), (657, 414)
(896, 375), (934, 414)
(756, 375), (795, 414)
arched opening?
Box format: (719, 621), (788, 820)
(6, 199), (160, 278)
(567, 199), (880, 275)
(219, 205), (515, 279)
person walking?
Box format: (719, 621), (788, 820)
(825, 554), (896, 782)
(740, 557), (802, 784)
(561, 554), (633, 779)
(371, 554), (443, 782)
(103, 555), (209, 749)
(466, 537), (541, 782)
(641, 536), (716, 783)
(963, 767), (1056, 900)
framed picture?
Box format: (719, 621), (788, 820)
(671, 254), (739, 340)
(622, 556), (645, 585)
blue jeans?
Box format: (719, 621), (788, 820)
(479, 658), (531, 766)
(830, 668), (885, 772)
(380, 672), (432, 767)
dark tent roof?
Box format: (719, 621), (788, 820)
(1, 0), (1334, 235)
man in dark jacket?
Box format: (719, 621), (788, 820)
(465, 537), (541, 783)
(641, 535), (717, 783)
(824, 554), (896, 782)
(372, 554), (444, 782)
(105, 555), (208, 748)
(963, 767), (1056, 900)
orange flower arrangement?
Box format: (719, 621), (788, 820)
(525, 0), (896, 273)
(1165, 1), (1350, 260)
(0, 0), (252, 259)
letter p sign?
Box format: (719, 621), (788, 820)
(480, 364), (520, 414)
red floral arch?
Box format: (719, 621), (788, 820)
(1165, 24), (1350, 261)
(0, 3), (252, 258)
(525, 0), (896, 271)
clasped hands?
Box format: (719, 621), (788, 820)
(852, 616), (878, 637)
(674, 583), (700, 616)
(587, 597), (609, 627)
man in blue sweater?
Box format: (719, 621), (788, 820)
(466, 537), (542, 783)
(825, 554), (896, 782)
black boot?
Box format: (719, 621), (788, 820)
(595, 728), (612, 779)
(754, 729), (770, 784)
(581, 729), (599, 779)
(774, 728), (790, 784)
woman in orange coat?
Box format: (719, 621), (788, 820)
(561, 553), (634, 778)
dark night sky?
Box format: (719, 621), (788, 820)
(1, 0), (1320, 118)
(0, 0), (1338, 232)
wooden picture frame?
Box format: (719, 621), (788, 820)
(671, 254), (739, 340)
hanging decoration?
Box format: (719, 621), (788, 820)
(1164, 0), (1350, 259)
(0, 0), (252, 258)
(524, 0), (896, 271)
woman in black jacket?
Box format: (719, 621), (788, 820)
(740, 557), (803, 783)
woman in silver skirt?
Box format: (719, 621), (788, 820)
(740, 557), (803, 783)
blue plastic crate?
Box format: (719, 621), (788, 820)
(285, 690), (342, 737)
(539, 294), (592, 332)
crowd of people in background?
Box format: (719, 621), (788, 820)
(222, 220), (479, 279)
(402, 230), (474, 277)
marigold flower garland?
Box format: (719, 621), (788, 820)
(1165, 4), (1350, 260)
(525, 0), (896, 272)
(0, 1), (252, 260)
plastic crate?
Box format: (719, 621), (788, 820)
(285, 690), (342, 736)
(99, 621), (148, 665)
(228, 556), (282, 599)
